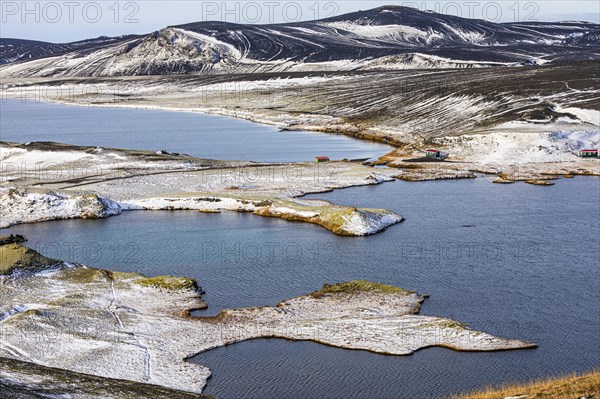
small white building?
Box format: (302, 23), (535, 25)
(578, 149), (599, 158)
(425, 149), (447, 160)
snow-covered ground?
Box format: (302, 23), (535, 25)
(1, 64), (597, 188)
(438, 128), (599, 164)
(0, 142), (401, 235)
(322, 21), (441, 42)
(0, 190), (121, 228)
(553, 105), (600, 126)
(381, 124), (599, 182)
(0, 243), (536, 394)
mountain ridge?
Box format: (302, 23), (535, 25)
(1, 5), (598, 77)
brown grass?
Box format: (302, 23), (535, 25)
(448, 370), (600, 399)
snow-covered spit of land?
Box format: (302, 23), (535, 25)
(0, 142), (401, 235)
(0, 242), (536, 394)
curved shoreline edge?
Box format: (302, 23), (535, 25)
(2, 70), (598, 184)
(0, 140), (405, 236)
(0, 189), (404, 236)
(0, 242), (536, 395)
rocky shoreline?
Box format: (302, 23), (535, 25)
(0, 141), (401, 236)
(0, 241), (536, 395)
(378, 129), (600, 183)
(2, 65), (598, 184)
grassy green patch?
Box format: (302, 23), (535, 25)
(524, 180), (555, 186)
(437, 319), (468, 329)
(312, 280), (414, 297)
(110, 271), (143, 281)
(135, 276), (198, 291)
(58, 267), (107, 284)
(317, 207), (355, 226)
(0, 244), (58, 275)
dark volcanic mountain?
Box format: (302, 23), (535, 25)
(0, 36), (140, 65)
(1, 5), (599, 77)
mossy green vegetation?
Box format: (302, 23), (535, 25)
(313, 207), (356, 234)
(259, 200), (398, 236)
(56, 268), (143, 285)
(524, 179), (556, 186)
(111, 271), (143, 281)
(0, 242), (198, 294)
(135, 276), (198, 291)
(0, 243), (59, 275)
(312, 280), (415, 297)
(492, 179), (516, 184)
(58, 267), (106, 284)
(437, 319), (468, 329)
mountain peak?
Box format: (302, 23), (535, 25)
(1, 6), (598, 76)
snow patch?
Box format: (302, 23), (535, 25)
(0, 191), (122, 228)
(342, 211), (403, 236)
(267, 206), (319, 219)
(553, 106), (600, 126)
(172, 28), (243, 60)
(322, 21), (431, 41)
(0, 148), (95, 165)
(440, 130), (600, 163)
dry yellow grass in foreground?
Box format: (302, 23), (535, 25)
(449, 370), (600, 399)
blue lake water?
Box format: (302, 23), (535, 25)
(0, 99), (391, 162)
(8, 176), (600, 399)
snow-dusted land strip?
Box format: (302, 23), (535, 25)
(0, 190), (122, 229)
(0, 142), (401, 235)
(126, 195), (404, 236)
(0, 190), (402, 236)
(0, 243), (536, 394)
(1, 67), (597, 185)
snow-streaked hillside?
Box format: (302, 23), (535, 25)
(1, 5), (599, 77)
(0, 36), (139, 65)
(4, 61), (596, 147)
